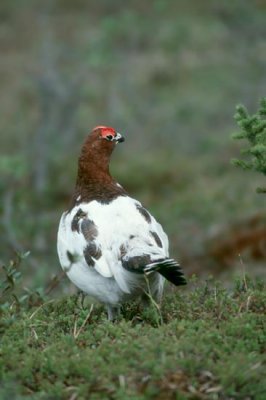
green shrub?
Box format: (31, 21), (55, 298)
(232, 97), (266, 193)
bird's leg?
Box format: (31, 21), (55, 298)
(141, 292), (150, 308)
(141, 291), (162, 310)
(106, 304), (121, 321)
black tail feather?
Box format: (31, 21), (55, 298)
(145, 258), (186, 286)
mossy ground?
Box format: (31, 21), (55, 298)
(0, 277), (265, 399)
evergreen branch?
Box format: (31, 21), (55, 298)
(232, 98), (266, 193)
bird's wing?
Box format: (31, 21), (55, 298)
(100, 197), (170, 281)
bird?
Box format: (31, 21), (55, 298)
(57, 126), (186, 320)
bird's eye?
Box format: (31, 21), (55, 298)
(106, 135), (113, 141)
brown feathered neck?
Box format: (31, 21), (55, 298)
(69, 130), (127, 209)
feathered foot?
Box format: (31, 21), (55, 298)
(106, 304), (121, 321)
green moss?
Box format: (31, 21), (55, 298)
(0, 278), (265, 399)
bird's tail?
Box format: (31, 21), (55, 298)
(144, 258), (186, 286)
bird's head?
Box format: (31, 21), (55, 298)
(78, 126), (125, 174)
(92, 126), (124, 145)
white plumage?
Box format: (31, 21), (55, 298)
(57, 196), (168, 318)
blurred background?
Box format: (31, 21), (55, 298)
(0, 0), (265, 296)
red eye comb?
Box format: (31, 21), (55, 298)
(93, 126), (116, 137)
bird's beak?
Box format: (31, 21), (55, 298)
(115, 132), (125, 143)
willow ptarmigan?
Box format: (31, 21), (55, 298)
(57, 126), (186, 320)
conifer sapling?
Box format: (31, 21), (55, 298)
(232, 97), (266, 193)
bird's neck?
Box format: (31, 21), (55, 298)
(76, 151), (113, 188)
(68, 150), (126, 209)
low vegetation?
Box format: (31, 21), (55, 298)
(0, 266), (265, 399)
